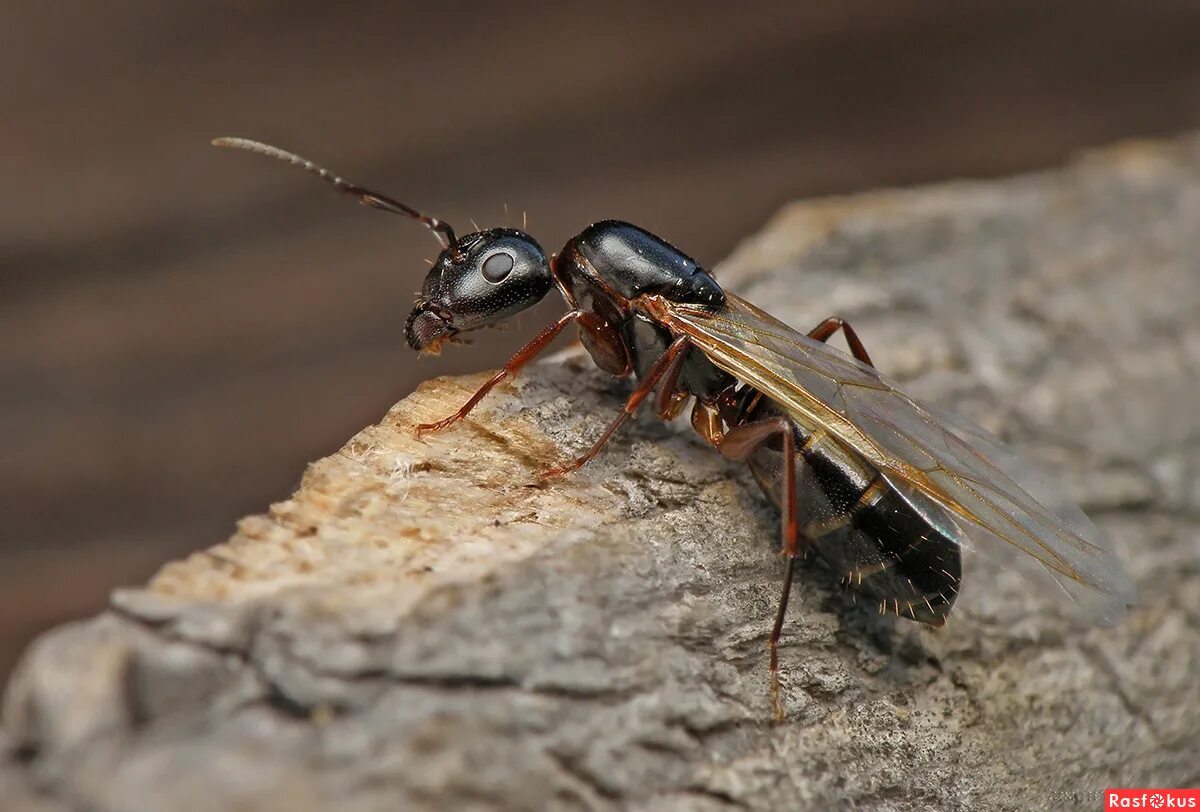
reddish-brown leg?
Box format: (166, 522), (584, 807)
(807, 317), (874, 367)
(689, 399), (724, 446)
(541, 336), (692, 478)
(414, 310), (582, 438)
(717, 416), (802, 721)
(652, 340), (693, 420)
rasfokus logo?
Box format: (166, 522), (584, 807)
(1106, 790), (1199, 809)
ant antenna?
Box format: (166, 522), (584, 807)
(212, 137), (462, 259)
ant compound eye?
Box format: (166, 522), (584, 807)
(481, 252), (515, 283)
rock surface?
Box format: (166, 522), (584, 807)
(3, 138), (1198, 811)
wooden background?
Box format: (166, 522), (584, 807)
(3, 1), (1199, 682)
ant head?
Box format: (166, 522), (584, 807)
(211, 138), (553, 354)
(406, 229), (551, 353)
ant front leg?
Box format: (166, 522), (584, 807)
(652, 337), (693, 421)
(414, 310), (583, 438)
(807, 317), (874, 368)
(716, 415), (805, 722)
(541, 336), (692, 479)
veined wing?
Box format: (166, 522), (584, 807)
(646, 293), (1136, 624)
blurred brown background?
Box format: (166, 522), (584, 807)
(3, 1), (1199, 684)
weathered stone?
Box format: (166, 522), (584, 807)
(3, 137), (1198, 811)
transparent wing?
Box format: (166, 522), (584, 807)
(653, 293), (1136, 624)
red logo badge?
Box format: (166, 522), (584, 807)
(1106, 790), (1200, 810)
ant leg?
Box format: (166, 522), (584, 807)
(716, 416), (802, 721)
(541, 336), (691, 478)
(807, 317), (874, 367)
(689, 399), (725, 446)
(652, 341), (693, 420)
(414, 310), (581, 438)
